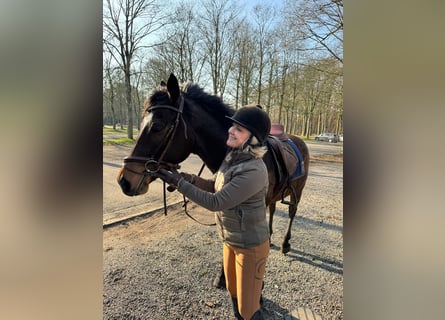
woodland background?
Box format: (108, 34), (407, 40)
(103, 0), (343, 139)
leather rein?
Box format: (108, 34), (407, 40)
(123, 96), (214, 226)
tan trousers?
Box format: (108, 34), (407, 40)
(223, 240), (269, 320)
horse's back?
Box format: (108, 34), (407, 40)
(264, 134), (309, 205)
(287, 134), (310, 172)
(286, 134), (309, 193)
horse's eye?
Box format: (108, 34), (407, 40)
(150, 120), (166, 132)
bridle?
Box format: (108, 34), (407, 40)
(122, 95), (186, 196)
(120, 96), (214, 225)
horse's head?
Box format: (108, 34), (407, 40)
(117, 74), (192, 196)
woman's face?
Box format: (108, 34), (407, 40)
(226, 123), (251, 148)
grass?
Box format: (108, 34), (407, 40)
(103, 126), (125, 134)
(103, 125), (139, 134)
(103, 138), (135, 146)
(103, 125), (139, 145)
(311, 152), (343, 163)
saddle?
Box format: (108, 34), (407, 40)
(266, 124), (305, 204)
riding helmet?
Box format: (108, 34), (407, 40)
(226, 105), (271, 145)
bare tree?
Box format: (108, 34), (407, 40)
(297, 58), (343, 137)
(103, 0), (169, 139)
(304, 57), (342, 135)
(252, 3), (277, 105)
(198, 0), (240, 98)
(154, 2), (206, 84)
(102, 0), (343, 140)
(103, 54), (118, 129)
(278, 62), (288, 125)
(284, 0), (343, 64)
(264, 45), (279, 115)
(287, 61), (300, 134)
(230, 20), (257, 107)
(169, 3), (206, 83)
(142, 53), (174, 90)
(132, 65), (144, 130)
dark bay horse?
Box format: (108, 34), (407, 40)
(117, 73), (309, 255)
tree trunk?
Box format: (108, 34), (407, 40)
(107, 70), (117, 130)
(301, 111), (308, 136)
(235, 70), (241, 109)
(265, 61), (274, 115)
(278, 65), (287, 124)
(305, 112), (311, 139)
(119, 102), (124, 130)
(125, 69), (133, 140)
(257, 53), (263, 104)
(111, 100), (116, 130)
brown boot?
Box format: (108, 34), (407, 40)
(250, 309), (264, 320)
(231, 297), (243, 320)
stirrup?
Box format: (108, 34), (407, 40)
(280, 183), (297, 206)
(281, 198), (297, 206)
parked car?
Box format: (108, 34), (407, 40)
(339, 134), (343, 142)
(315, 132), (339, 143)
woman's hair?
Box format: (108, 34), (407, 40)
(243, 136), (268, 158)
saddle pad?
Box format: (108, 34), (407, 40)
(283, 138), (305, 179)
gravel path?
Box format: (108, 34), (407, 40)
(103, 160), (343, 320)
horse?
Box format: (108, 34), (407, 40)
(117, 73), (309, 286)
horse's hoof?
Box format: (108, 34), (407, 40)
(281, 244), (291, 254)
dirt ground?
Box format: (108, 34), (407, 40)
(103, 154), (343, 320)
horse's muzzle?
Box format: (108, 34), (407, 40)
(116, 167), (133, 196)
(117, 173), (133, 196)
(117, 166), (151, 196)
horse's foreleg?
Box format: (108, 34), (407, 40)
(282, 196), (298, 254)
(268, 202), (276, 245)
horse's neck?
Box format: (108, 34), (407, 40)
(191, 122), (228, 173)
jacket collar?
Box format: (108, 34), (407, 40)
(225, 149), (255, 166)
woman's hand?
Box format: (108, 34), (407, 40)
(151, 168), (183, 188)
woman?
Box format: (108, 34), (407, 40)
(153, 105), (271, 320)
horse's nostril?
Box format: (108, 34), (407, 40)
(118, 176), (130, 193)
(116, 167), (124, 183)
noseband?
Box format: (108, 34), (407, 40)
(122, 96), (186, 195)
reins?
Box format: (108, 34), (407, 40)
(181, 163), (216, 226)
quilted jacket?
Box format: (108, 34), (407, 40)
(177, 150), (269, 248)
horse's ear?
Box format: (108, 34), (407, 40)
(167, 73), (180, 104)
(160, 80), (167, 87)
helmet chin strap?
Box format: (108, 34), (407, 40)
(241, 134), (253, 150)
(242, 134), (264, 149)
(241, 133), (262, 150)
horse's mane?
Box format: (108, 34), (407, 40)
(182, 82), (235, 121)
(143, 82), (235, 128)
(143, 88), (169, 113)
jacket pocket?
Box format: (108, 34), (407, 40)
(236, 207), (246, 232)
